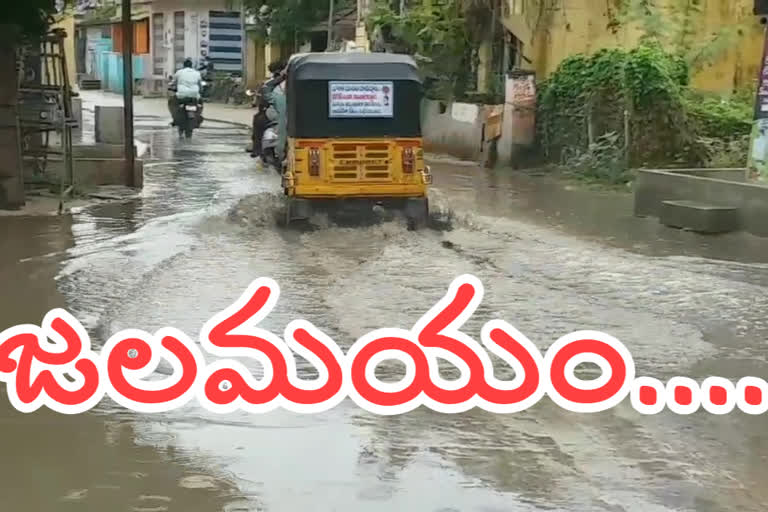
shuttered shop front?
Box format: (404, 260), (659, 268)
(208, 11), (243, 73)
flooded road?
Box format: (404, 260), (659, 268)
(3, 105), (768, 511)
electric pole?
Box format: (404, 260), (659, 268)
(122, 0), (135, 186)
(327, 0), (334, 51)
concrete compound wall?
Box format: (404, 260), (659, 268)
(23, 140), (143, 191)
(665, 168), (749, 183)
(73, 143), (131, 159)
(95, 105), (124, 144)
(72, 97), (83, 138)
(31, 157), (144, 190)
(421, 99), (497, 163)
(634, 168), (768, 237)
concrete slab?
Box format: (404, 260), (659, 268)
(71, 97), (83, 136)
(73, 143), (134, 159)
(660, 200), (740, 234)
(634, 169), (768, 237)
(669, 168), (748, 183)
(40, 158), (144, 190)
(0, 176), (24, 209)
(95, 105), (124, 144)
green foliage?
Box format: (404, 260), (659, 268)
(684, 91), (752, 140)
(563, 132), (633, 185)
(696, 135), (750, 168)
(537, 40), (754, 183)
(367, 0), (509, 102)
(684, 91), (752, 169)
(3, 0), (59, 40)
(243, 0), (350, 46)
(537, 43), (694, 168)
(80, 4), (117, 25)
(367, 1), (470, 101)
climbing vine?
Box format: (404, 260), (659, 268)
(537, 41), (754, 182)
(538, 43), (690, 165)
(533, 0), (756, 183)
(3, 0), (61, 41)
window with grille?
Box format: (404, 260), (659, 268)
(174, 11), (186, 71)
(152, 13), (165, 76)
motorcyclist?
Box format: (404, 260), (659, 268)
(271, 70), (287, 164)
(168, 58), (203, 127)
(251, 60), (287, 160)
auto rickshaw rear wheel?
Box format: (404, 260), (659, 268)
(404, 197), (429, 231)
(284, 197), (312, 227)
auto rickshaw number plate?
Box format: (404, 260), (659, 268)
(338, 159), (388, 166)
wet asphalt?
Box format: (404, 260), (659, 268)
(2, 106), (768, 511)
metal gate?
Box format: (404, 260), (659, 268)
(152, 13), (165, 76)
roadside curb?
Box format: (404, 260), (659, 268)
(204, 117), (250, 129)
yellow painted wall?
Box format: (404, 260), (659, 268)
(355, 23), (370, 51)
(245, 33), (267, 87)
(503, 0), (764, 93)
(51, 14), (78, 91)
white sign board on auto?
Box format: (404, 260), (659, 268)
(328, 81), (394, 118)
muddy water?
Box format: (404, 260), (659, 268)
(3, 109), (768, 511)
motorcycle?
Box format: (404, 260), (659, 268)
(176, 96), (204, 138)
(261, 120), (280, 172)
(245, 87), (260, 108)
(168, 78), (206, 138)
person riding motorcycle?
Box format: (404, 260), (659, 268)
(168, 58), (203, 127)
(251, 61), (286, 160)
(271, 71), (287, 164)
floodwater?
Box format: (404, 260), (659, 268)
(2, 106), (768, 511)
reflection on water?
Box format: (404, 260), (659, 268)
(3, 108), (768, 511)
(432, 165), (768, 264)
(0, 216), (73, 328)
(0, 402), (249, 512)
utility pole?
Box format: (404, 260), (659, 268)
(327, 0), (334, 51)
(240, 2), (247, 82)
(748, 9), (768, 178)
(122, 0), (135, 186)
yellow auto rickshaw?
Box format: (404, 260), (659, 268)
(281, 52), (432, 228)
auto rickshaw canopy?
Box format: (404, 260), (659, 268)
(286, 52), (423, 139)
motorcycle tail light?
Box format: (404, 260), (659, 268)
(402, 147), (414, 173)
(309, 148), (321, 176)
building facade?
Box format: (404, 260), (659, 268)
(76, 0), (245, 86)
(501, 0), (764, 93)
(147, 0), (245, 77)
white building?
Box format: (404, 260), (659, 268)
(146, 0), (245, 77)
